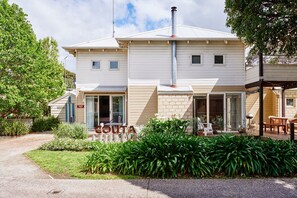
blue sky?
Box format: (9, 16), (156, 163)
(9, 0), (230, 73)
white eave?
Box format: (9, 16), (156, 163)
(77, 84), (127, 92)
(62, 37), (120, 51)
(157, 85), (194, 95)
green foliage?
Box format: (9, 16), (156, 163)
(31, 116), (60, 132)
(225, 0), (297, 56)
(141, 118), (190, 135)
(261, 139), (297, 176)
(85, 143), (121, 174)
(211, 115), (224, 130)
(64, 69), (76, 89)
(0, 0), (65, 118)
(115, 134), (212, 178)
(26, 150), (139, 179)
(85, 134), (297, 178)
(0, 120), (29, 136)
(208, 135), (266, 177)
(85, 134), (212, 178)
(53, 123), (88, 139)
(39, 138), (97, 151)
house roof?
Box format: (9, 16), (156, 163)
(48, 90), (77, 106)
(117, 25), (238, 41)
(63, 25), (239, 53)
(63, 37), (119, 50)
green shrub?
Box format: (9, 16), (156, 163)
(31, 116), (60, 132)
(0, 120), (29, 136)
(261, 139), (297, 176)
(85, 133), (212, 178)
(141, 118), (190, 135)
(115, 133), (212, 178)
(53, 123), (88, 139)
(84, 134), (297, 178)
(85, 143), (121, 174)
(207, 135), (266, 177)
(39, 138), (97, 151)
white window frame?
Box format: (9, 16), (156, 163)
(191, 54), (202, 65)
(213, 55), (225, 65)
(91, 61), (101, 70)
(194, 92), (245, 132)
(109, 60), (119, 70)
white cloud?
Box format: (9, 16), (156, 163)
(9, 0), (231, 72)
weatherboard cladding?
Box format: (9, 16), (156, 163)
(76, 51), (128, 88)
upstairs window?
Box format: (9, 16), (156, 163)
(110, 61), (119, 70)
(286, 98), (294, 107)
(192, 55), (201, 64)
(214, 55), (224, 64)
(92, 61), (100, 69)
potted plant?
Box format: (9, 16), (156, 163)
(212, 115), (224, 133)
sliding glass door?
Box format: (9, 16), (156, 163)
(226, 93), (242, 131)
(209, 94), (224, 131)
(86, 95), (125, 129)
(112, 96), (125, 124)
(86, 96), (98, 129)
(194, 96), (207, 123)
(194, 93), (243, 132)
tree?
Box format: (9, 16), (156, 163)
(225, 0), (297, 56)
(64, 69), (76, 90)
(0, 0), (65, 118)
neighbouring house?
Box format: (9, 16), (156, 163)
(63, 7), (246, 132)
(48, 90), (76, 123)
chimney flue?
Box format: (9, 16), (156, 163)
(171, 6), (177, 87)
(171, 6), (177, 38)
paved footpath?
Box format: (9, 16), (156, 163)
(0, 134), (297, 198)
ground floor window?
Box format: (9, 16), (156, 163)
(85, 95), (125, 129)
(194, 92), (244, 132)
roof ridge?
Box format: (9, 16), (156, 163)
(118, 26), (171, 38)
(180, 24), (234, 36)
(69, 37), (116, 47)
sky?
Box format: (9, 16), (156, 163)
(9, 0), (231, 73)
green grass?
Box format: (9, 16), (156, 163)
(25, 150), (140, 179)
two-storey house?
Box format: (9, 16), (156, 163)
(63, 7), (246, 132)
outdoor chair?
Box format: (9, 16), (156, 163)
(197, 120), (213, 136)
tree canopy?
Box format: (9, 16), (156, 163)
(225, 0), (297, 56)
(0, 0), (65, 118)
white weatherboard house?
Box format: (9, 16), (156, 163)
(63, 8), (246, 132)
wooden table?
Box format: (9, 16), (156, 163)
(264, 117), (288, 134)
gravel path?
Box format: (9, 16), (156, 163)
(0, 133), (53, 179)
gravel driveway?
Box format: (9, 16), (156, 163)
(0, 133), (54, 179)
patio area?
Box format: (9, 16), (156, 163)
(247, 127), (296, 141)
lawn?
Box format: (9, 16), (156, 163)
(25, 150), (140, 179)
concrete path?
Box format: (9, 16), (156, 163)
(0, 134), (297, 198)
(0, 177), (296, 198)
(0, 133), (54, 179)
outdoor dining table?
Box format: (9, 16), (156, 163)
(264, 117), (288, 134)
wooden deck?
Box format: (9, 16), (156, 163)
(247, 129), (296, 140)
